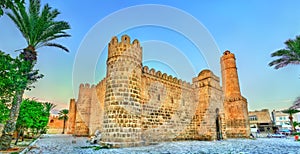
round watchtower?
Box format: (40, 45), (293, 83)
(102, 35), (143, 147)
(220, 50), (241, 99)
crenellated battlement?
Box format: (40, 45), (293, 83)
(107, 35), (142, 65)
(79, 83), (96, 91)
(142, 66), (193, 89)
(109, 35), (141, 47)
(79, 83), (90, 88)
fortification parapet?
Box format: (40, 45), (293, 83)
(194, 69), (220, 82)
(222, 50), (236, 60)
(142, 66), (193, 89)
(192, 69), (221, 90)
(107, 35), (142, 66)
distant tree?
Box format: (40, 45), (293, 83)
(281, 108), (300, 132)
(58, 109), (68, 134)
(0, 0), (70, 150)
(43, 102), (56, 115)
(40, 102), (56, 134)
(15, 99), (49, 145)
(269, 36), (300, 69)
(292, 96), (300, 109)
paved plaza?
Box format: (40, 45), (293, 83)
(23, 134), (300, 154)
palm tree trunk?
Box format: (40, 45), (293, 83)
(62, 119), (66, 134)
(0, 89), (24, 150)
(14, 128), (22, 145)
(289, 114), (295, 133)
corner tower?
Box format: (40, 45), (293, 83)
(67, 99), (76, 134)
(101, 35), (143, 147)
(221, 50), (250, 138)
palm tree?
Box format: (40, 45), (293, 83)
(292, 96), (300, 109)
(282, 108), (300, 133)
(0, 0), (70, 150)
(43, 102), (56, 114)
(269, 36), (300, 69)
(58, 109), (69, 134)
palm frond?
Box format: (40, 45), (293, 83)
(6, 5), (29, 43)
(29, 0), (41, 46)
(36, 21), (71, 45)
(43, 102), (56, 112)
(58, 109), (69, 121)
(40, 42), (69, 52)
(269, 35), (300, 69)
(17, 1), (31, 44)
(40, 34), (71, 43)
(270, 49), (290, 57)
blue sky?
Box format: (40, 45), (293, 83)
(0, 1), (300, 110)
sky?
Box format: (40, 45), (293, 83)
(0, 1), (300, 111)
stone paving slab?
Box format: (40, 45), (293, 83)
(25, 134), (300, 154)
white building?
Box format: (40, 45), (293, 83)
(271, 109), (299, 130)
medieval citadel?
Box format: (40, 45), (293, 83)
(67, 35), (250, 147)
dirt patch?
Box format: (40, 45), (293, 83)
(0, 147), (24, 153)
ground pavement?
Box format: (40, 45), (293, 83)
(23, 134), (300, 154)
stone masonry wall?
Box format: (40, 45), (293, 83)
(88, 84), (103, 136)
(94, 78), (106, 134)
(192, 70), (225, 140)
(224, 98), (249, 137)
(175, 70), (225, 141)
(141, 66), (196, 143)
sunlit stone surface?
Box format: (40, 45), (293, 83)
(67, 35), (249, 147)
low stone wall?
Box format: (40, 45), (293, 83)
(47, 128), (64, 134)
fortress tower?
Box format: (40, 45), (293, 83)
(74, 84), (92, 136)
(67, 99), (76, 134)
(221, 50), (250, 138)
(101, 35), (143, 147)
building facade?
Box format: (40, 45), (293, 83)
(248, 109), (273, 133)
(67, 35), (250, 147)
(271, 110), (296, 130)
(47, 114), (66, 134)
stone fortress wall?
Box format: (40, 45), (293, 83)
(67, 35), (250, 147)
